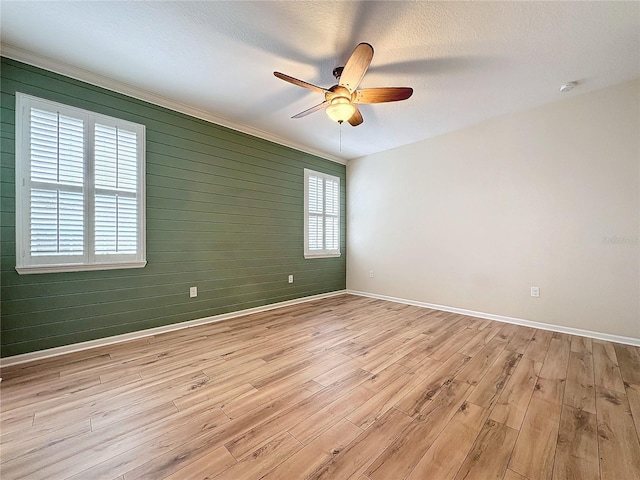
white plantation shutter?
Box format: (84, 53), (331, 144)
(307, 173), (323, 251)
(324, 177), (339, 251)
(94, 124), (138, 255)
(95, 194), (138, 254)
(304, 169), (341, 258)
(15, 93), (146, 274)
(29, 109), (85, 257)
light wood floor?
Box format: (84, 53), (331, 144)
(1, 294), (640, 480)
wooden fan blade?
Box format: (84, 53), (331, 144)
(274, 72), (328, 94)
(292, 101), (328, 119)
(347, 105), (364, 126)
(339, 43), (374, 93)
(354, 87), (413, 104)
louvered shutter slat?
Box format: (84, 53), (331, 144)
(30, 189), (59, 255)
(95, 124), (118, 190)
(308, 175), (323, 215)
(95, 194), (117, 254)
(30, 109), (60, 183)
(58, 191), (84, 254)
(325, 216), (338, 250)
(58, 114), (84, 185)
(118, 129), (138, 191)
(117, 196), (138, 253)
(308, 215), (323, 251)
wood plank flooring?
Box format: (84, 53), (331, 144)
(1, 294), (640, 480)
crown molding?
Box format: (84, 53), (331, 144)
(0, 43), (346, 165)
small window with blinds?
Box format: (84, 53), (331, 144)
(15, 93), (146, 274)
(304, 168), (341, 259)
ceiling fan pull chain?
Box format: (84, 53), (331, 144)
(339, 122), (342, 152)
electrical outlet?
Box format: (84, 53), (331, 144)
(190, 286), (197, 298)
(288, 274), (294, 284)
(369, 270), (374, 278)
(530, 286), (540, 298)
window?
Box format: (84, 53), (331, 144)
(304, 168), (340, 258)
(15, 93), (146, 274)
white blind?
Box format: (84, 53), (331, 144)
(29, 108), (85, 256)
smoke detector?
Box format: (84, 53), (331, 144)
(559, 82), (578, 93)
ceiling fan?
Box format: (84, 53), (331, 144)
(274, 42), (413, 126)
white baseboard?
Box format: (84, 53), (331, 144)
(4, 288), (637, 368)
(0, 290), (347, 367)
(347, 290), (640, 347)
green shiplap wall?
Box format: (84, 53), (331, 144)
(0, 57), (346, 358)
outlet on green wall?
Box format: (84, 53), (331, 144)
(0, 57), (346, 358)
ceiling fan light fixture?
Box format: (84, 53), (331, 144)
(326, 97), (356, 123)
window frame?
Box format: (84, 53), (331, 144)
(15, 92), (146, 274)
(304, 168), (341, 259)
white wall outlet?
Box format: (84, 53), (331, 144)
(288, 274), (294, 284)
(531, 286), (540, 298)
(189, 286), (197, 298)
(369, 270), (374, 278)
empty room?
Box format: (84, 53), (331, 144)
(1, 2), (639, 480)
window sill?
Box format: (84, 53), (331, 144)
(304, 253), (342, 259)
(16, 261), (147, 275)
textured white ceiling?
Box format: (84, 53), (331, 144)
(1, 1), (639, 162)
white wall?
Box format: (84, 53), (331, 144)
(347, 79), (640, 340)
